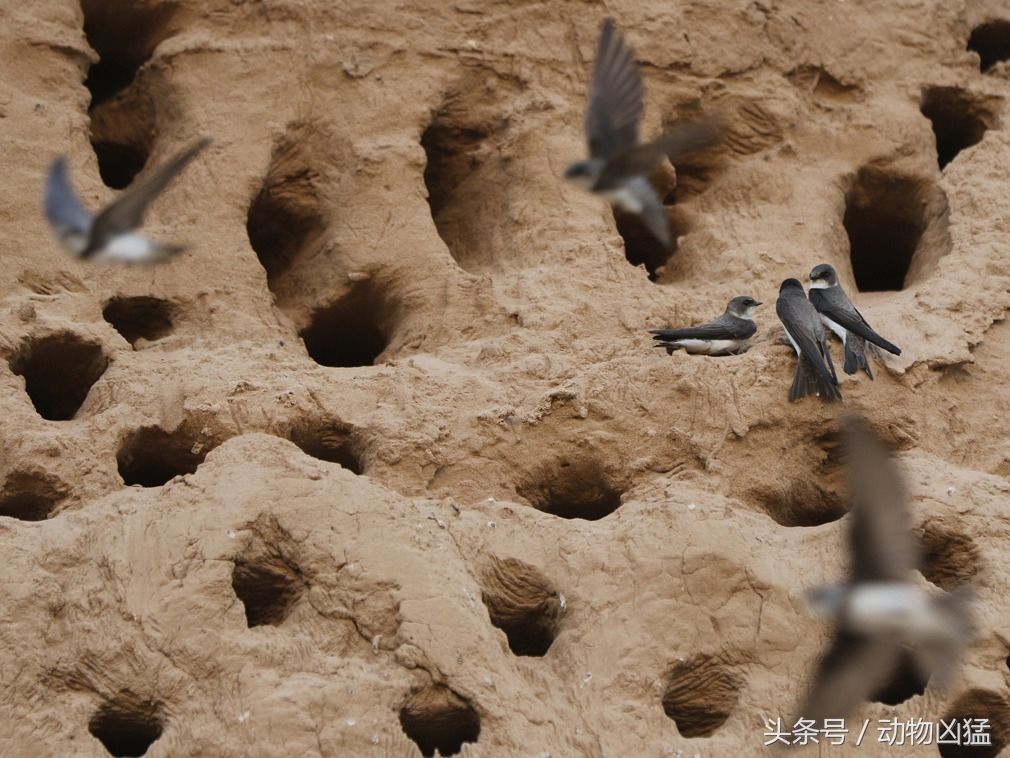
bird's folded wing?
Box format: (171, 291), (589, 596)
(777, 299), (837, 385)
(810, 290), (901, 355)
(650, 318), (754, 342)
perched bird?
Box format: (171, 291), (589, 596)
(650, 295), (761, 356)
(564, 18), (722, 246)
(776, 278), (841, 402)
(44, 138), (211, 263)
(794, 416), (973, 727)
(808, 263), (902, 378)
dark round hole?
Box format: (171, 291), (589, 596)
(102, 296), (175, 347)
(88, 696), (164, 757)
(481, 557), (562, 657)
(117, 426), (214, 487)
(967, 20), (1010, 73)
(8, 333), (108, 421)
(398, 686), (480, 757)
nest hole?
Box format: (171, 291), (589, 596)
(843, 166), (940, 292)
(81, 0), (177, 188)
(0, 471), (68, 521)
(919, 520), (981, 590)
(968, 21), (1010, 73)
(398, 685), (481, 757)
(245, 142), (326, 285)
(480, 557), (562, 657)
(614, 208), (679, 281)
(661, 655), (742, 738)
(102, 296), (175, 347)
(938, 689), (1010, 757)
(421, 73), (517, 273)
(287, 422), (363, 474)
(9, 332), (108, 421)
(88, 694), (164, 757)
(920, 87), (995, 170)
(753, 479), (846, 527)
(231, 515), (306, 628)
(299, 280), (396, 367)
(871, 652), (928, 706)
(117, 426), (213, 487)
(516, 458), (625, 521)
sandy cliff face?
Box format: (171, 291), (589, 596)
(2, 0), (1010, 756)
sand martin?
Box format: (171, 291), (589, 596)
(44, 138), (211, 263)
(794, 416), (973, 727)
(808, 264), (902, 378)
(564, 18), (722, 246)
(776, 278), (841, 402)
(650, 295), (761, 355)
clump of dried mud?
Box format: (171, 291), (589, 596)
(2, 1), (1010, 756)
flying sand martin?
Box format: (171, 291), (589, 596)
(793, 416), (973, 728)
(776, 278), (841, 402)
(44, 138), (211, 263)
(564, 18), (722, 247)
(808, 263), (902, 379)
(650, 295), (761, 356)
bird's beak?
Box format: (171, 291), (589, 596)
(754, 301), (763, 306)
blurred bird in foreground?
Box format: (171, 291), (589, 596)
(807, 263), (902, 379)
(793, 415), (974, 728)
(650, 295), (761, 355)
(44, 138), (211, 263)
(564, 18), (723, 247)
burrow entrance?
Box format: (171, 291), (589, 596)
(843, 166), (948, 291)
(287, 421), (363, 474)
(0, 471), (68, 521)
(421, 72), (519, 273)
(871, 652), (928, 706)
(245, 126), (328, 289)
(299, 279), (397, 367)
(938, 689), (1010, 757)
(9, 333), (108, 421)
(88, 692), (164, 757)
(117, 425), (216, 487)
(968, 21), (1010, 73)
(480, 557), (563, 657)
(81, 0), (179, 188)
(102, 296), (176, 347)
(516, 458), (626, 521)
(398, 685), (480, 757)
(751, 431), (847, 527)
(231, 515), (306, 628)
(661, 655), (742, 738)
(920, 87), (997, 170)
(919, 520), (981, 590)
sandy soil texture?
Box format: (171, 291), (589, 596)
(2, 0), (1010, 756)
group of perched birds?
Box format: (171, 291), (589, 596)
(650, 266), (902, 403)
(562, 18), (970, 735)
(39, 15), (970, 738)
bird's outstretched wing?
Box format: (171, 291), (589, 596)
(85, 138), (211, 257)
(844, 415), (918, 583)
(796, 631), (900, 726)
(43, 157), (94, 255)
(585, 18), (642, 161)
(604, 117), (724, 181)
(810, 288), (901, 355)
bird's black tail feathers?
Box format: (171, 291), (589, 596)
(790, 358), (842, 403)
(843, 335), (874, 379)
